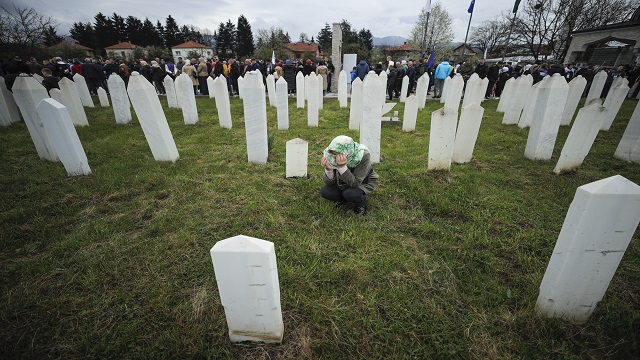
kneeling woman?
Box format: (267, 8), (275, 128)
(320, 136), (379, 215)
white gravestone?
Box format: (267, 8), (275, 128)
(453, 103), (485, 164)
(317, 72), (324, 110)
(497, 77), (516, 112)
(127, 73), (179, 162)
(73, 73), (94, 107)
(32, 73), (44, 84)
(97, 87), (110, 107)
(296, 72), (305, 109)
(343, 54), (357, 87)
(35, 98), (91, 176)
(304, 75), (309, 101)
(12, 75), (58, 161)
(307, 74), (319, 127)
(440, 76), (449, 103)
(164, 75), (179, 109)
(462, 73), (487, 109)
(614, 100), (640, 163)
(377, 71), (387, 106)
(416, 74), (429, 109)
(57, 78), (89, 126)
(49, 88), (64, 104)
(536, 175), (640, 324)
(519, 77), (546, 128)
(600, 78), (629, 131)
(349, 77), (363, 131)
(207, 77), (215, 99)
(360, 73), (383, 163)
(285, 138), (308, 177)
(0, 77), (21, 125)
(242, 72), (269, 164)
(585, 71), (608, 105)
(525, 74), (569, 160)
(108, 75), (132, 124)
(400, 75), (409, 102)
(560, 76), (587, 126)
(338, 70), (348, 108)
(428, 107), (457, 171)
(210, 235), (284, 343)
(266, 74), (277, 107)
(444, 74), (464, 113)
(175, 73), (199, 125)
(502, 75), (532, 125)
(402, 95), (418, 132)
(213, 76), (232, 129)
(554, 102), (608, 174)
(237, 76), (244, 99)
(276, 77), (289, 130)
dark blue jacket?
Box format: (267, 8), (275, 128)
(356, 60), (370, 80)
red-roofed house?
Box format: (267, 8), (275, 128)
(171, 41), (214, 63)
(285, 43), (321, 60)
(105, 42), (141, 59)
(48, 41), (94, 58)
(385, 42), (418, 60)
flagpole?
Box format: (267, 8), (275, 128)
(462, 9), (474, 56)
(421, 1), (431, 60)
(502, 13), (517, 61)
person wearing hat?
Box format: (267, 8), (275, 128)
(320, 136), (379, 216)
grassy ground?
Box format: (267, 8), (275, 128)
(0, 92), (639, 359)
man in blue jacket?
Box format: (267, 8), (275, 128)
(433, 60), (451, 99)
(355, 59), (370, 80)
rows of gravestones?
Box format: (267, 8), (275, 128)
(3, 63), (640, 342)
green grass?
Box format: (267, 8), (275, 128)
(0, 93), (639, 359)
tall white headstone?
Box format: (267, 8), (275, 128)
(127, 73), (179, 162)
(525, 74), (569, 160)
(440, 76), (450, 103)
(0, 77), (21, 125)
(585, 71), (608, 105)
(360, 73), (383, 163)
(304, 75), (309, 100)
(107, 75), (132, 124)
(237, 76), (244, 99)
(343, 54), (358, 86)
(497, 77), (516, 112)
(285, 138), (308, 177)
(97, 87), (110, 107)
(213, 76), (232, 129)
(536, 175), (640, 324)
(307, 74), (319, 127)
(349, 77), (363, 131)
(553, 102), (608, 174)
(316, 72), (324, 110)
(276, 77), (289, 130)
(210, 235), (283, 343)
(402, 94), (418, 132)
(502, 75), (532, 125)
(428, 107), (457, 171)
(338, 70), (348, 108)
(12, 75), (58, 161)
(519, 77), (546, 128)
(207, 77), (215, 99)
(600, 78), (629, 131)
(453, 103), (485, 164)
(416, 74), (429, 109)
(266, 74), (277, 107)
(35, 98), (91, 176)
(462, 73), (487, 109)
(296, 72), (305, 108)
(614, 100), (640, 163)
(242, 71), (269, 164)
(444, 74), (464, 113)
(377, 71), (387, 106)
(175, 73), (199, 125)
(32, 73), (44, 84)
(400, 75), (409, 102)
(57, 77), (89, 126)
(73, 73), (94, 107)
(164, 75), (179, 109)
(560, 76), (587, 126)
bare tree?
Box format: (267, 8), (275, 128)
(408, 2), (454, 57)
(0, 5), (59, 58)
(299, 32), (309, 43)
(470, 17), (510, 55)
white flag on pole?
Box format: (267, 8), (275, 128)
(426, 0), (432, 12)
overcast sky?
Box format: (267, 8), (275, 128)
(11, 0), (512, 43)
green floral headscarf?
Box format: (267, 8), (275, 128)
(323, 135), (368, 168)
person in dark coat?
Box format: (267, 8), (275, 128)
(387, 64), (398, 100)
(150, 61), (166, 95)
(355, 59), (370, 80)
(40, 67), (60, 95)
(283, 59), (297, 94)
(303, 59), (315, 76)
(475, 58), (488, 79)
(81, 58), (102, 95)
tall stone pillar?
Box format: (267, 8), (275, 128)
(330, 23), (342, 93)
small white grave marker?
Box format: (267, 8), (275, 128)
(237, 76), (244, 99)
(73, 73), (94, 107)
(402, 95), (418, 132)
(175, 73), (199, 125)
(585, 71), (608, 105)
(536, 175), (640, 324)
(560, 76), (587, 126)
(400, 75), (409, 102)
(206, 77), (215, 99)
(164, 75), (179, 108)
(36, 98), (91, 176)
(97, 87), (110, 107)
(416, 73), (429, 109)
(275, 77), (289, 130)
(502, 75), (532, 125)
(338, 70), (348, 108)
(601, 78), (629, 131)
(453, 103), (485, 163)
(57, 78), (89, 126)
(0, 77), (21, 125)
(213, 76), (232, 129)
(462, 73), (486, 109)
(307, 74), (319, 127)
(107, 75), (132, 124)
(210, 235), (284, 343)
(444, 74), (464, 113)
(360, 73), (383, 163)
(428, 107), (457, 171)
(266, 74), (277, 107)
(242, 72), (268, 164)
(497, 77), (516, 113)
(614, 100), (640, 163)
(286, 138), (308, 177)
(296, 72), (305, 108)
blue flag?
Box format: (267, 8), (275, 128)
(427, 47), (435, 69)
(468, 0), (475, 13)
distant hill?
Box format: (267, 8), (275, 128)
(372, 36), (407, 46)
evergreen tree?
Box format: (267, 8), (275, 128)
(236, 15), (254, 59)
(164, 15), (182, 47)
(69, 22), (95, 49)
(215, 20), (236, 56)
(43, 25), (63, 46)
(317, 23), (332, 54)
(140, 18), (156, 47)
(125, 16), (143, 45)
(93, 12), (112, 52)
(155, 20), (165, 47)
(111, 13), (127, 43)
(358, 28), (373, 51)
